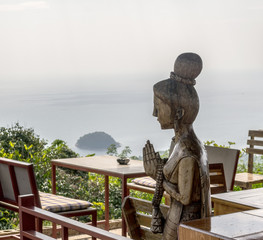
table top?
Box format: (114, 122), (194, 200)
(235, 172), (263, 183)
(211, 188), (263, 209)
(51, 155), (146, 178)
(180, 209), (263, 239)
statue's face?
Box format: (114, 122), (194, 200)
(153, 95), (174, 129)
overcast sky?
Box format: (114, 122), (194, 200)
(0, 0), (262, 94)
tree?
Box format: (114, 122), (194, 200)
(107, 144), (132, 159)
(0, 123), (47, 159)
(45, 139), (79, 159)
(106, 144), (118, 156)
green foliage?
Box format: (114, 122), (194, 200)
(160, 149), (169, 159)
(45, 139), (79, 160)
(107, 144), (132, 159)
(118, 146), (132, 159)
(0, 123), (47, 159)
(204, 140), (236, 148)
(0, 208), (18, 230)
(106, 144), (118, 156)
(3, 128), (263, 230)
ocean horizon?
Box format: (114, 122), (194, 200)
(1, 73), (262, 158)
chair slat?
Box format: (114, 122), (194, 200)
(249, 130), (263, 138)
(131, 197), (153, 214)
(247, 148), (263, 155)
(137, 213), (151, 228)
(210, 175), (225, 185)
(247, 140), (263, 147)
(131, 197), (169, 216)
(210, 186), (227, 195)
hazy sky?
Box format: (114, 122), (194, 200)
(0, 0), (263, 93)
(0, 0), (263, 154)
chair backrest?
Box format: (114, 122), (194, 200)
(0, 157), (41, 211)
(209, 163), (227, 195)
(247, 130), (263, 173)
(205, 146), (239, 191)
(122, 196), (168, 240)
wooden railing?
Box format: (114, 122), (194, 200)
(18, 194), (129, 240)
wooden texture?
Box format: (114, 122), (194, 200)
(122, 196), (168, 240)
(51, 156), (146, 236)
(19, 195), (129, 240)
(235, 129), (263, 189)
(0, 157), (97, 239)
(235, 172), (263, 189)
(127, 144), (239, 208)
(141, 53), (212, 240)
(0, 236), (20, 240)
(205, 145), (239, 191)
(52, 155), (145, 178)
(178, 209), (263, 239)
(247, 129), (263, 173)
(211, 188), (263, 216)
(209, 163), (227, 195)
(128, 163), (227, 204)
(127, 183), (170, 205)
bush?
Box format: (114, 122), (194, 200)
(0, 123), (47, 159)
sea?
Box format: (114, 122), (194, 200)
(1, 72), (262, 158)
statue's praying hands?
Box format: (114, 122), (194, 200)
(143, 140), (167, 233)
(143, 140), (162, 180)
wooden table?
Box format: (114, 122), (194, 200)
(235, 172), (263, 189)
(211, 188), (263, 216)
(179, 209), (263, 239)
(51, 155), (146, 236)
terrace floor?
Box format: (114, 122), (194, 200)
(0, 219), (127, 240)
(66, 228), (126, 240)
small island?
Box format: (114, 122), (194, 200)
(75, 131), (120, 150)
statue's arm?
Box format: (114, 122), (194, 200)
(163, 157), (195, 205)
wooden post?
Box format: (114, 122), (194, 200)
(248, 133), (254, 173)
(51, 164), (57, 194)
(105, 175), (110, 231)
(19, 195), (36, 240)
(121, 177), (128, 236)
(61, 226), (69, 240)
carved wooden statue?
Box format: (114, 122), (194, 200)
(143, 52), (211, 240)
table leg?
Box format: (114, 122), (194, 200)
(105, 175), (110, 231)
(122, 176), (128, 236)
(52, 164), (56, 194)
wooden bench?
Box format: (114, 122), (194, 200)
(127, 162), (227, 207)
(127, 146), (239, 204)
(235, 130), (263, 189)
(19, 194), (129, 240)
(0, 158), (97, 239)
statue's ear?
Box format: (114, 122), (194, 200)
(175, 108), (184, 120)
